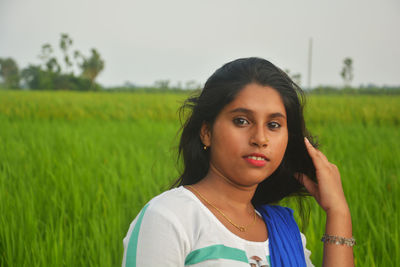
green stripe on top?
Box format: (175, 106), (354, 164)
(125, 203), (150, 267)
(185, 244), (249, 265)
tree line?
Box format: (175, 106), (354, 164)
(2, 40), (399, 93)
(0, 33), (104, 91)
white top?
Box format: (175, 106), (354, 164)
(122, 186), (314, 266)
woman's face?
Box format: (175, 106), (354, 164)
(201, 83), (288, 187)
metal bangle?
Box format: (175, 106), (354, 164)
(321, 233), (356, 247)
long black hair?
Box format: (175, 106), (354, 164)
(171, 57), (317, 208)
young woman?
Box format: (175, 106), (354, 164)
(122, 57), (354, 267)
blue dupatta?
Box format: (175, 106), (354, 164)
(255, 205), (306, 267)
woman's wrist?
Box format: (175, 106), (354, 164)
(324, 200), (350, 216)
(325, 205), (353, 237)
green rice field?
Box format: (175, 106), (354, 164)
(0, 90), (399, 266)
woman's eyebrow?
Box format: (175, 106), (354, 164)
(229, 107), (252, 114)
(269, 112), (286, 119)
(229, 108), (286, 119)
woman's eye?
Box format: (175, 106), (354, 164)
(268, 122), (281, 129)
(233, 118), (249, 126)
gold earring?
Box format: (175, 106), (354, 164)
(203, 145), (208, 150)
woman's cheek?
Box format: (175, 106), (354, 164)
(275, 135), (288, 160)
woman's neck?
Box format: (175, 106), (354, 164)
(194, 163), (258, 213)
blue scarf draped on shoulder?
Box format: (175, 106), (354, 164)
(255, 205), (306, 267)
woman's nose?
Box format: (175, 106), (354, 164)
(250, 125), (268, 147)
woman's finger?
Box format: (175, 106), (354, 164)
(294, 173), (318, 198)
(304, 138), (329, 168)
(317, 149), (329, 162)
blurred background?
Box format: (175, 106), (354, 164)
(1, 0), (400, 89)
(1, 0), (399, 266)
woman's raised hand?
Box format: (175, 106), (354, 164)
(300, 140), (354, 266)
(297, 138), (349, 214)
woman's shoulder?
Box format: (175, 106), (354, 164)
(146, 186), (192, 208)
(122, 187), (194, 266)
(137, 186), (198, 221)
(124, 186), (195, 236)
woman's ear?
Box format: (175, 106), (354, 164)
(200, 122), (211, 147)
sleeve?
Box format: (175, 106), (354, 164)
(122, 203), (190, 267)
(300, 232), (315, 267)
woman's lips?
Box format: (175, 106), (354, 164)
(243, 153), (269, 167)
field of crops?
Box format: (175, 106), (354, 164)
(0, 90), (399, 266)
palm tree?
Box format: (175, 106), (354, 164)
(79, 49), (105, 90)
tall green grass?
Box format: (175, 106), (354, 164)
(0, 90), (399, 266)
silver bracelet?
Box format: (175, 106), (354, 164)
(321, 233), (356, 247)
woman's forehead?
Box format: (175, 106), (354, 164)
(223, 83), (286, 116)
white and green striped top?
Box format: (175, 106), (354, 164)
(122, 186), (313, 266)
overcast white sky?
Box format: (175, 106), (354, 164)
(1, 0), (399, 87)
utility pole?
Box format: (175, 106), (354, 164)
(307, 38), (313, 89)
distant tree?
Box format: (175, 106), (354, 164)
(78, 48), (105, 90)
(341, 57), (354, 87)
(185, 80), (197, 90)
(59, 33), (73, 73)
(0, 57), (20, 89)
(38, 43), (61, 73)
(21, 64), (52, 89)
(38, 43), (53, 64)
(21, 65), (39, 89)
(284, 69), (302, 86)
(123, 81), (136, 88)
(46, 57), (61, 74)
(20, 33), (104, 91)
(154, 79), (170, 89)
(73, 50), (83, 65)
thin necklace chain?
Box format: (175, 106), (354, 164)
(186, 185), (257, 232)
